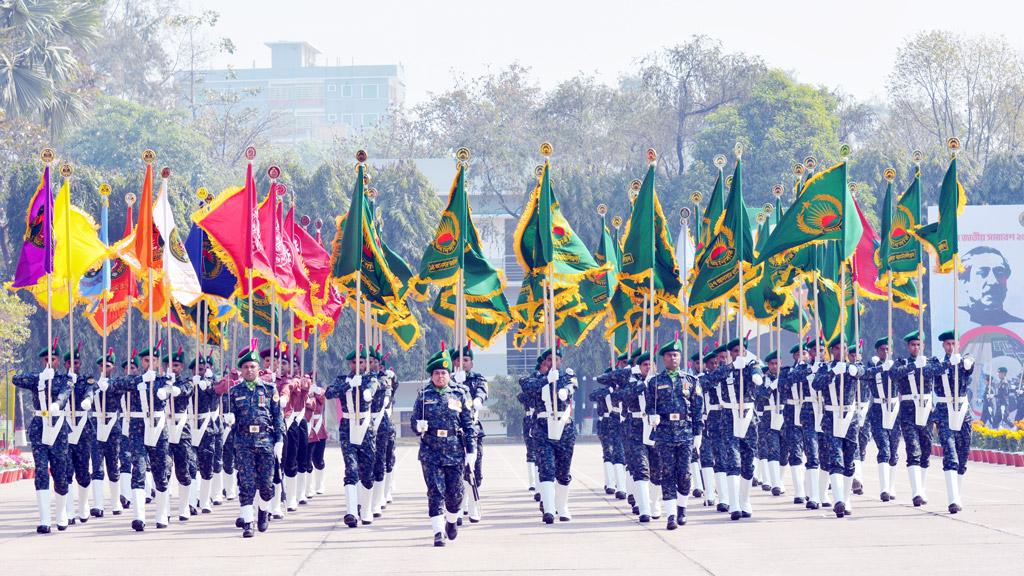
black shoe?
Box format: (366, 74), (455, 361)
(287, 506), (297, 513)
(528, 486), (536, 492)
(913, 495), (924, 507)
(752, 478), (761, 487)
(833, 502), (846, 518)
(257, 509), (269, 532)
(542, 512), (554, 524)
(434, 532), (445, 547)
(627, 494), (636, 506)
(677, 507), (687, 526)
(639, 514), (650, 523)
(693, 488), (703, 498)
(852, 479), (863, 495)
(704, 499), (715, 507)
(156, 522), (167, 529)
(559, 515), (571, 522)
(632, 505), (640, 515)
(68, 518), (76, 526)
(145, 497), (152, 504)
(56, 524), (68, 531)
(666, 515), (677, 530)
(272, 513), (284, 520)
(213, 499), (222, 506)
(202, 507), (212, 514)
(121, 495), (131, 509)
(469, 517), (480, 524)
(533, 492), (541, 502)
(806, 501), (819, 510)
(761, 483), (772, 492)
(605, 486), (615, 495)
(112, 509), (121, 516)
(372, 512), (381, 518)
(36, 525), (50, 534)
(361, 516), (372, 526)
(731, 511), (741, 521)
(741, 511), (751, 518)
(235, 517), (245, 528)
(771, 487), (782, 496)
(179, 515), (189, 522)
(794, 496), (805, 504)
(615, 491), (626, 500)
(242, 523), (254, 538)
(445, 520), (458, 540)
(90, 508), (103, 518)
(189, 505), (197, 516)
(948, 503), (961, 514)
(344, 514), (358, 528)
(456, 517), (462, 526)
(716, 503), (729, 513)
(132, 520), (144, 532)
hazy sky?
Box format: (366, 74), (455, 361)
(201, 0), (1021, 106)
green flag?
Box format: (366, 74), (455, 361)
(430, 247), (511, 348)
(878, 170), (925, 286)
(414, 163), (474, 293)
(688, 158), (758, 320)
(916, 156), (965, 274)
(236, 289), (282, 337)
(695, 170), (725, 267)
(756, 162), (862, 265)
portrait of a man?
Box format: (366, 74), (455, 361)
(958, 246), (1024, 326)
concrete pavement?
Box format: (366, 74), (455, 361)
(1, 441), (1021, 575)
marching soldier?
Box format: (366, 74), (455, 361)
(697, 350), (723, 509)
(888, 330), (940, 507)
(933, 330), (975, 513)
(61, 346), (97, 525)
(279, 351), (310, 513)
(90, 349), (123, 517)
(163, 346), (196, 522)
(115, 353), (139, 511)
(592, 352), (629, 499)
(865, 337), (902, 502)
(517, 378), (539, 496)
(379, 354), (399, 506)
(754, 351), (784, 497)
(792, 342), (824, 509)
(226, 347), (285, 538)
(13, 345), (72, 533)
(368, 348), (392, 517)
(778, 344), (806, 504)
(813, 340), (864, 518)
(452, 345), (487, 523)
(193, 354), (224, 513)
(522, 346), (578, 524)
(412, 347), (476, 547)
(325, 348), (379, 527)
(646, 338), (703, 530)
(304, 365), (328, 500)
(618, 349), (660, 521)
(713, 338), (763, 521)
(110, 347), (174, 531)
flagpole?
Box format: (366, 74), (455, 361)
(734, 146), (746, 416)
(884, 167), (896, 400)
(99, 184), (111, 418)
(41, 150), (55, 427)
(948, 140), (961, 408)
(244, 147), (257, 347)
(680, 207), (690, 371)
(647, 149), (657, 371)
(61, 163), (77, 418)
(913, 152), (925, 386)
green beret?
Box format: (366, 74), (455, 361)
(345, 349), (370, 362)
(789, 343), (801, 355)
(63, 349), (81, 361)
(121, 356), (138, 369)
(702, 351), (717, 363)
(137, 347), (155, 359)
(367, 348), (381, 361)
(634, 351), (651, 364)
(537, 347), (563, 364)
(426, 349), (453, 374)
(616, 351), (629, 363)
(802, 341), (815, 351)
(712, 344), (727, 355)
(96, 352), (116, 366)
(188, 356), (207, 370)
(450, 346), (473, 361)
(827, 337), (841, 349)
(165, 348), (185, 364)
(874, 337), (889, 349)
(690, 351), (701, 363)
(764, 351), (778, 363)
(237, 348), (260, 368)
(937, 330), (955, 342)
(903, 330), (922, 343)
(726, 337), (748, 351)
(658, 339), (682, 356)
(38, 345), (62, 359)
(998, 366), (1008, 373)
(847, 345), (858, 353)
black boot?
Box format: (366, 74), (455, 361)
(794, 496), (805, 504)
(121, 495), (131, 509)
(433, 532), (445, 547)
(913, 495), (924, 507)
(235, 517), (245, 528)
(604, 486), (615, 495)
(91, 508), (103, 518)
(627, 494), (636, 507)
(666, 515), (677, 530)
(677, 506), (687, 526)
(806, 501), (820, 510)
(36, 525), (50, 534)
(771, 487), (782, 496)
(880, 492), (891, 502)
(615, 491), (626, 500)
(852, 479), (863, 495)
(833, 501), (846, 518)
(131, 519), (144, 532)
(242, 522), (254, 538)
(693, 488), (703, 498)
(716, 503), (729, 513)
(639, 514), (651, 523)
(533, 492), (541, 502)
(730, 511), (741, 521)
(344, 514), (358, 528)
(542, 512), (554, 524)
(445, 519), (458, 540)
(257, 509), (269, 532)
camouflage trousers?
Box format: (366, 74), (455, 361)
(421, 461), (463, 518)
(234, 444), (276, 506)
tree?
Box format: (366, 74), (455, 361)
(639, 35), (766, 177)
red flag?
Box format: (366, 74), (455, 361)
(87, 204), (140, 335)
(852, 198), (886, 301)
(255, 182), (301, 300)
(130, 163), (160, 274)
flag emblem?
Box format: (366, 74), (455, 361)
(432, 211), (460, 255)
(796, 194), (843, 235)
(889, 206), (914, 249)
(706, 228), (735, 268)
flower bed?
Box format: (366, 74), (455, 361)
(965, 421), (1024, 468)
(0, 449), (34, 484)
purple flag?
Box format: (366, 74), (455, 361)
(11, 167), (53, 287)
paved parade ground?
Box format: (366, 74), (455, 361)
(1, 441), (1021, 576)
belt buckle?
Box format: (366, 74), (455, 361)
(248, 425), (260, 433)
(436, 429), (448, 438)
(669, 413), (681, 421)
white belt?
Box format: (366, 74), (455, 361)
(128, 411), (166, 419)
(719, 401), (737, 409)
(33, 410), (63, 417)
(825, 404), (854, 413)
(936, 396), (967, 404)
(525, 409), (535, 416)
(900, 395), (921, 401)
(706, 405), (720, 412)
(785, 400), (799, 405)
(610, 406), (622, 413)
(535, 411), (549, 418)
(630, 411), (644, 418)
(196, 411), (218, 420)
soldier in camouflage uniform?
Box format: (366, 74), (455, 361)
(89, 350), (124, 518)
(592, 352), (629, 499)
(754, 351), (785, 497)
(192, 354), (224, 513)
(226, 347), (285, 538)
(618, 349), (662, 520)
(325, 348), (379, 527)
(161, 347), (196, 522)
(62, 347), (97, 525)
(646, 338), (703, 530)
(813, 340), (864, 518)
(864, 337), (902, 502)
(13, 346), (72, 533)
(933, 330), (974, 514)
(452, 345), (487, 523)
(889, 330), (941, 507)
(778, 344), (807, 504)
(411, 348), (476, 547)
(697, 350), (723, 509)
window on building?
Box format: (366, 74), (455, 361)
(327, 83), (337, 93)
(342, 114), (354, 126)
(362, 113), (379, 126)
(362, 84), (378, 99)
(342, 84), (352, 97)
(327, 113), (338, 122)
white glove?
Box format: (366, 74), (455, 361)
(171, 385), (181, 397)
(362, 388), (373, 402)
(949, 353), (962, 366)
(914, 355), (927, 369)
(156, 387), (168, 401)
(97, 377), (109, 392)
(630, 365), (641, 375)
(384, 369), (395, 380)
(192, 375), (201, 386)
(547, 369), (560, 384)
(204, 368), (213, 379)
(694, 435), (703, 452)
(732, 357), (746, 370)
(223, 413), (235, 426)
(751, 373), (763, 385)
(454, 371), (467, 384)
(38, 367), (55, 383)
(68, 372), (78, 384)
(49, 401), (61, 414)
(882, 359), (894, 372)
(349, 374), (362, 389)
(142, 370), (157, 383)
(273, 442), (283, 460)
(726, 375), (734, 385)
(472, 397), (483, 410)
(80, 396), (92, 410)
(37, 380), (46, 391)
(963, 357), (974, 371)
(811, 362), (821, 374)
(465, 453), (475, 468)
(415, 420), (429, 434)
(198, 379), (209, 391)
(648, 414), (661, 427)
(136, 382), (147, 394)
(871, 356), (880, 365)
(832, 362), (847, 375)
(557, 388), (568, 401)
(848, 364), (858, 377)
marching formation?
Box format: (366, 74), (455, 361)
(7, 134), (980, 546)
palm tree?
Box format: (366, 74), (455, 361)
(0, 0), (101, 135)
